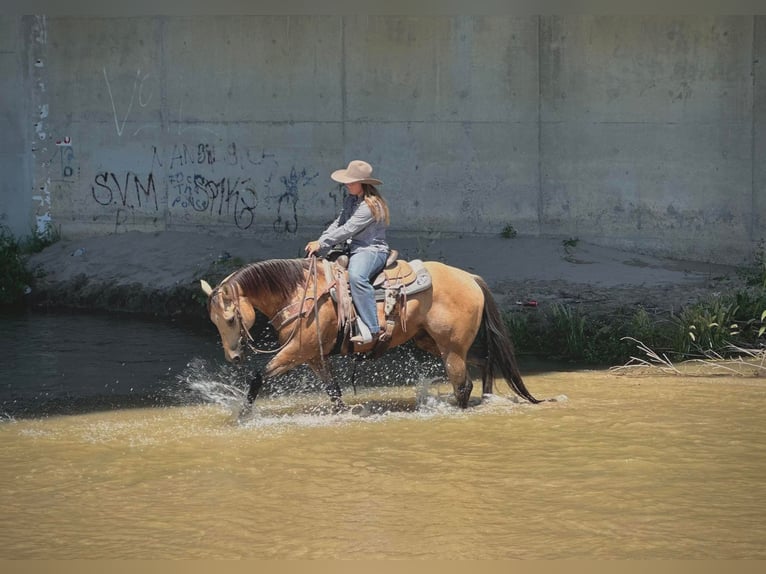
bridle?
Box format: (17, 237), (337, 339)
(215, 256), (331, 362)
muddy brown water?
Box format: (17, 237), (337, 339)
(1, 312), (765, 559)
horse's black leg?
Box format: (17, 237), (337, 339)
(480, 364), (494, 396)
(326, 380), (346, 413)
(247, 372), (263, 404)
(310, 359), (347, 414)
(239, 371), (263, 419)
(456, 377), (473, 409)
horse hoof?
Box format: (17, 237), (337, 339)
(237, 403), (254, 423)
(331, 401), (349, 414)
(350, 404), (369, 417)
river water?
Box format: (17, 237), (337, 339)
(1, 311), (765, 559)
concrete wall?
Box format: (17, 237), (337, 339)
(0, 17), (31, 238)
(541, 16), (758, 262)
(3, 15), (764, 263)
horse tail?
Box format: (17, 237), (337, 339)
(474, 276), (541, 404)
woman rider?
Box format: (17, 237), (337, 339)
(304, 160), (390, 345)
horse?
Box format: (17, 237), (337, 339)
(200, 255), (541, 417)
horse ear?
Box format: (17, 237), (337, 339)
(200, 280), (213, 296)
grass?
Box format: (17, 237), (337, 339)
(503, 241), (766, 367)
(505, 304), (652, 366)
(504, 289), (766, 367)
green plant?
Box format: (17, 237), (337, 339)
(628, 307), (654, 341)
(502, 285), (766, 368)
(669, 296), (740, 358)
(500, 224), (517, 239)
(503, 310), (534, 351)
(0, 225), (33, 306)
(562, 237), (579, 253)
(21, 223), (61, 254)
(549, 303), (586, 359)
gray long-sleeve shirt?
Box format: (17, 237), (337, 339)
(318, 194), (388, 255)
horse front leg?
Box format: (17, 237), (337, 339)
(239, 371), (263, 420)
(308, 358), (347, 414)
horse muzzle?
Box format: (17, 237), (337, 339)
(225, 346), (244, 364)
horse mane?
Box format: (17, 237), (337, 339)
(228, 258), (310, 299)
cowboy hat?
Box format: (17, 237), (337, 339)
(331, 160), (382, 185)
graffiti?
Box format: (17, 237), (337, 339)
(60, 148), (75, 178)
(157, 142), (281, 230)
(244, 147), (276, 166)
(163, 142), (275, 170)
(169, 172), (257, 230)
(168, 143), (217, 169)
(89, 139), (324, 233)
(39, 138), (76, 179)
(272, 166), (319, 233)
(55, 137), (75, 178)
(103, 67), (152, 137)
(88, 67), (329, 233)
(91, 171), (159, 211)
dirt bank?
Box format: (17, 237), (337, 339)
(24, 230), (745, 323)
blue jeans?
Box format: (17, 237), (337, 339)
(348, 250), (387, 334)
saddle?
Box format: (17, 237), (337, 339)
(325, 249), (432, 355)
(330, 249), (431, 300)
(333, 250), (428, 295)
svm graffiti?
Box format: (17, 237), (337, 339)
(91, 171), (158, 211)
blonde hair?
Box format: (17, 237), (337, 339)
(362, 184), (390, 225)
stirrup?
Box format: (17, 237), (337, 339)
(350, 318), (372, 344)
(350, 332), (378, 344)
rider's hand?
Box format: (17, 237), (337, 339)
(304, 240), (321, 257)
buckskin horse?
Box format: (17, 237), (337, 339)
(201, 253), (541, 417)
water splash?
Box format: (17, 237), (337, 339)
(174, 358), (247, 411)
(171, 353), (544, 432)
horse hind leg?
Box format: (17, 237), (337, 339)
(444, 351), (473, 408)
(457, 375), (473, 408)
(308, 359), (347, 413)
(466, 327), (494, 397)
(480, 364), (494, 396)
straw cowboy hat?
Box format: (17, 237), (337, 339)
(331, 160), (383, 186)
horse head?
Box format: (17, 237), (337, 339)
(201, 278), (256, 364)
